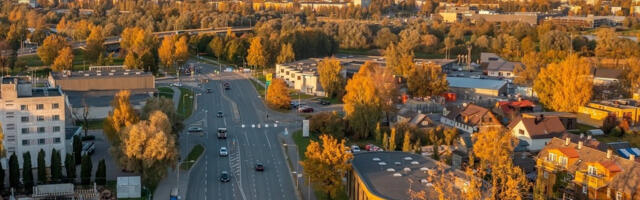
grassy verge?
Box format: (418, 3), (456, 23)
(320, 97), (343, 104)
(18, 54), (44, 67)
(289, 90), (316, 100)
(180, 144), (205, 170)
(315, 190), (348, 200)
(250, 78), (266, 97)
(177, 87), (194, 119)
(293, 130), (322, 160)
(157, 87), (174, 99)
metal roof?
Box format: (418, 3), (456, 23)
(446, 77), (507, 90)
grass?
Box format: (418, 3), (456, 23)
(250, 78), (266, 97)
(315, 190), (348, 200)
(289, 90), (316, 100)
(18, 54), (44, 67)
(157, 87), (174, 99)
(292, 130), (322, 161)
(180, 144), (205, 170)
(85, 119), (104, 130)
(177, 87), (194, 119)
(320, 97), (343, 104)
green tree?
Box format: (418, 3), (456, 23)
(300, 135), (353, 199)
(23, 152), (34, 194)
(95, 159), (106, 185)
(65, 153), (76, 183)
(402, 130), (412, 152)
(309, 111), (346, 138)
(73, 135), (82, 165)
(276, 43), (295, 64)
(247, 37), (268, 68)
(208, 36), (225, 59)
(85, 26), (105, 63)
(50, 149), (62, 183)
(9, 153), (19, 189)
(81, 154), (92, 185)
(317, 57), (344, 98)
(37, 35), (69, 65)
(407, 63), (448, 97)
(37, 149), (47, 184)
(533, 55), (593, 112)
(0, 156), (4, 191)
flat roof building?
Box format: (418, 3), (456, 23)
(48, 66), (155, 92)
(447, 77), (507, 97)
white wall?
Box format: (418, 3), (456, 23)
(510, 121), (551, 151)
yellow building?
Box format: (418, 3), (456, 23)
(577, 100), (640, 127)
(536, 138), (640, 200)
(252, 2), (294, 11)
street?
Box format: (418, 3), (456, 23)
(183, 61), (297, 200)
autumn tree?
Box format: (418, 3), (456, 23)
(208, 36), (226, 59)
(318, 57), (344, 98)
(266, 78), (291, 109)
(389, 128), (397, 151)
(247, 37), (268, 68)
(622, 57), (640, 94)
(104, 90), (140, 169)
(382, 132), (389, 150)
(142, 97), (181, 134)
(533, 55), (593, 112)
(374, 27), (398, 49)
(407, 63), (448, 98)
(37, 35), (69, 65)
(158, 35), (189, 69)
(402, 130), (412, 152)
(309, 111), (345, 139)
(300, 134), (353, 199)
(85, 26), (105, 63)
(514, 52), (545, 86)
(277, 43), (295, 64)
(51, 47), (74, 71)
(121, 27), (158, 72)
(385, 43), (415, 76)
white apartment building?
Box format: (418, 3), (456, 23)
(1, 77), (66, 168)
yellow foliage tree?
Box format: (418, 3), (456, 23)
(533, 55), (593, 112)
(85, 26), (105, 63)
(317, 57), (343, 98)
(104, 90), (140, 144)
(247, 37), (267, 68)
(276, 43), (295, 64)
(51, 47), (73, 71)
(300, 134), (352, 199)
(266, 78), (291, 109)
(406, 63), (448, 97)
(158, 36), (177, 69)
(37, 35), (69, 65)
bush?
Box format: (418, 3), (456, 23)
(309, 111), (345, 138)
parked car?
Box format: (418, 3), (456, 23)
(188, 127), (203, 132)
(219, 147), (228, 157)
(217, 111), (224, 118)
(290, 102), (305, 109)
(219, 171), (230, 182)
(319, 99), (331, 105)
(298, 106), (314, 113)
(170, 82), (183, 87)
(365, 144), (383, 152)
(255, 163), (265, 171)
(351, 145), (361, 153)
(81, 142), (95, 156)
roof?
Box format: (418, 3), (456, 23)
(557, 147), (580, 158)
(592, 68), (622, 79)
(459, 104), (491, 126)
(539, 138), (640, 196)
(510, 116), (566, 139)
(50, 69), (152, 80)
(487, 61), (522, 72)
(351, 152), (468, 199)
(522, 112), (576, 119)
(498, 100), (535, 115)
(446, 77), (507, 90)
(480, 52), (503, 63)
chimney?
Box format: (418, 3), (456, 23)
(578, 141), (583, 149)
(587, 135), (592, 140)
(630, 154), (635, 161)
(607, 148), (613, 159)
(565, 137), (571, 146)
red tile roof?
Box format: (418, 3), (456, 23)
(558, 147), (580, 158)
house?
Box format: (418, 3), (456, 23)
(440, 104), (504, 134)
(508, 115), (566, 151)
(523, 112), (577, 130)
(578, 100), (640, 127)
(536, 138), (640, 200)
(592, 68), (622, 86)
(446, 77), (508, 97)
(479, 52), (521, 78)
(495, 99), (535, 120)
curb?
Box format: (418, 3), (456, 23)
(278, 135), (304, 200)
(180, 145), (206, 199)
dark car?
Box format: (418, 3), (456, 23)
(219, 171), (230, 182)
(206, 88), (212, 93)
(223, 82), (231, 90)
(298, 106), (314, 113)
(319, 99), (331, 105)
(217, 111), (223, 118)
(255, 163), (265, 171)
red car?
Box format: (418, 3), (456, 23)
(298, 106), (314, 113)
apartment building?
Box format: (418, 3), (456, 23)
(0, 77), (66, 168)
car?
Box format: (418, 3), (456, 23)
(219, 147), (228, 157)
(217, 128), (227, 139)
(171, 82), (183, 87)
(290, 102), (305, 109)
(223, 82), (231, 90)
(81, 142), (95, 156)
(219, 171), (230, 182)
(206, 88), (212, 93)
(188, 127), (203, 132)
(217, 111), (223, 118)
(350, 145), (361, 153)
(319, 99), (331, 105)
(298, 106), (314, 113)
(255, 163), (265, 171)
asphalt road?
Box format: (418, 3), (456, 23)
(185, 63), (297, 200)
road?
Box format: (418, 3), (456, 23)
(184, 61), (297, 200)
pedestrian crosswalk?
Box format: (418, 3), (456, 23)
(241, 123), (279, 128)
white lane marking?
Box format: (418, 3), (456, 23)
(265, 124), (269, 128)
(241, 124), (245, 128)
(274, 123), (277, 127)
(264, 130), (272, 149)
(223, 118), (228, 127)
(252, 124), (255, 128)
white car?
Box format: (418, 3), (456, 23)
(171, 82), (183, 87)
(219, 147), (228, 157)
(188, 127), (203, 132)
(351, 145), (361, 153)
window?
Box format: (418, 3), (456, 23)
(54, 138), (61, 144)
(297, 76), (301, 80)
(21, 116), (29, 122)
(22, 140), (29, 146)
(21, 128), (29, 134)
(36, 104), (44, 110)
(52, 115), (60, 121)
(583, 185), (588, 194)
(519, 129), (525, 135)
(560, 156), (568, 167)
(38, 138), (45, 144)
(588, 166), (597, 176)
(543, 171), (548, 178)
(37, 127), (45, 133)
(6, 124), (15, 130)
(20, 105), (27, 111)
(37, 115), (45, 121)
(53, 126), (60, 132)
(617, 191), (623, 200)
(548, 153), (556, 162)
(52, 103), (59, 109)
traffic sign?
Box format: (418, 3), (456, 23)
(265, 73), (273, 82)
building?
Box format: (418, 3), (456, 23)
(48, 66), (155, 92)
(18, 0), (38, 7)
(495, 99), (535, 121)
(508, 115), (566, 151)
(547, 15), (626, 29)
(0, 77), (66, 168)
(347, 151), (475, 199)
(299, 2), (348, 10)
(536, 138), (640, 200)
(441, 103), (504, 134)
(523, 112), (577, 130)
(438, 6), (478, 23)
(471, 12), (540, 25)
(446, 77), (508, 97)
(592, 68), (622, 86)
(577, 100), (640, 127)
(480, 52), (522, 78)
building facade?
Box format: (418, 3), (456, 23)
(0, 77), (66, 168)
(440, 104), (504, 134)
(48, 67), (155, 92)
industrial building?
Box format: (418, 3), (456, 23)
(48, 66), (155, 92)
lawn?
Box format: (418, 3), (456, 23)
(85, 119), (104, 130)
(157, 87), (174, 99)
(293, 130), (322, 160)
(180, 144), (205, 170)
(177, 87), (194, 119)
(250, 79), (266, 97)
(18, 54), (44, 67)
(320, 97), (343, 104)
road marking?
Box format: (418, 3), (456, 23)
(257, 124), (261, 128)
(265, 124), (269, 128)
(223, 118), (227, 127)
(241, 124), (245, 128)
(252, 124), (255, 128)
(264, 130), (272, 149)
(274, 123), (277, 127)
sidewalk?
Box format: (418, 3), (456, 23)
(280, 130), (317, 200)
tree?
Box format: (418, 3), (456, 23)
(514, 52), (545, 86)
(407, 63), (448, 97)
(402, 130), (412, 152)
(64, 154), (76, 183)
(50, 149), (62, 183)
(533, 55), (593, 112)
(81, 99), (90, 137)
(317, 57), (344, 98)
(174, 36), (190, 66)
(208, 36), (225, 59)
(385, 43), (415, 76)
(85, 26), (105, 63)
(9, 153), (19, 189)
(104, 90), (139, 143)
(0, 156), (3, 191)
(444, 37), (455, 59)
(95, 159), (106, 185)
(23, 152), (33, 194)
(37, 35), (69, 65)
(623, 57), (640, 93)
(300, 134), (353, 199)
(142, 97), (181, 134)
(120, 27), (158, 72)
(7, 22), (27, 51)
(51, 47), (73, 71)
(266, 78), (291, 109)
(374, 122), (382, 143)
(309, 111), (345, 138)
(80, 154), (92, 185)
(422, 34), (439, 53)
(374, 27), (398, 49)
(382, 132), (389, 150)
(159, 36), (190, 69)
(539, 30), (571, 53)
(247, 37), (268, 68)
(389, 128), (397, 151)
(73, 135), (82, 165)
(37, 149), (47, 184)
(276, 43), (295, 64)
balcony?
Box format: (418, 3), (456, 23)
(537, 159), (564, 172)
(574, 171), (607, 189)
